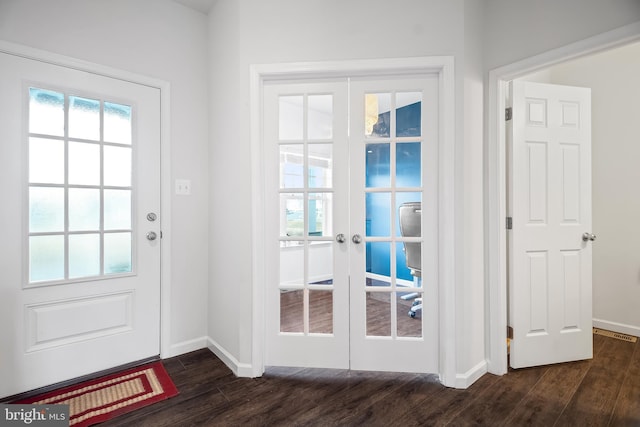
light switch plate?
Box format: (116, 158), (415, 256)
(175, 179), (191, 195)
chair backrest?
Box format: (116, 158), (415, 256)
(399, 202), (421, 277)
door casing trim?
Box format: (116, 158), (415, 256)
(0, 39), (173, 360)
(250, 56), (456, 386)
(486, 21), (640, 375)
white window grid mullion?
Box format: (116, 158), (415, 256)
(63, 93), (70, 281)
(303, 93), (310, 336)
(389, 90), (398, 339)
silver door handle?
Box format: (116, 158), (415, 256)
(352, 234), (362, 244)
(147, 231), (158, 241)
(335, 233), (346, 243)
(582, 232), (596, 242)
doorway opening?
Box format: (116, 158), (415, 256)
(486, 23), (640, 376)
(250, 57), (457, 386)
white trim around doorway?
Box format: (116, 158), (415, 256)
(0, 39), (174, 360)
(485, 21), (640, 376)
(249, 56), (457, 387)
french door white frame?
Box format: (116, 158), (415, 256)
(250, 57), (456, 386)
(0, 40), (173, 359)
(486, 22), (640, 376)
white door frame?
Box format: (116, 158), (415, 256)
(250, 56), (457, 386)
(0, 40), (173, 359)
(486, 22), (640, 375)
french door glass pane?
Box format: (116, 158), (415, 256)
(366, 143), (390, 187)
(280, 241), (303, 286)
(68, 188), (100, 231)
(29, 187), (64, 233)
(279, 96), (303, 140)
(29, 138), (64, 184)
(69, 96), (100, 141)
(308, 144), (332, 188)
(309, 290), (333, 334)
(68, 142), (100, 185)
(281, 193), (304, 237)
(104, 232), (132, 274)
(395, 193), (422, 237)
(69, 234), (100, 278)
(365, 93), (391, 138)
(396, 92), (422, 137)
(366, 291), (391, 336)
(280, 289), (303, 333)
(104, 102), (132, 145)
(308, 243), (333, 284)
(308, 193), (332, 237)
(308, 95), (333, 140)
(104, 189), (132, 230)
(103, 146), (132, 187)
(396, 142), (421, 187)
(29, 235), (64, 282)
(366, 192), (390, 237)
(29, 88), (64, 137)
(280, 144), (304, 188)
(397, 291), (422, 337)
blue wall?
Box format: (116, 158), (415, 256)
(366, 102), (421, 281)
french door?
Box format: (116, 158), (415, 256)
(264, 74), (439, 373)
(0, 51), (161, 397)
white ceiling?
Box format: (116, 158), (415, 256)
(173, 0), (217, 14)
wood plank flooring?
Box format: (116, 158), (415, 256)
(102, 333), (640, 426)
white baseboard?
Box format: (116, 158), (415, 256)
(455, 360), (488, 389)
(593, 318), (640, 337)
(207, 337), (255, 378)
(165, 336), (208, 358)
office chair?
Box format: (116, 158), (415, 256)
(399, 202), (422, 318)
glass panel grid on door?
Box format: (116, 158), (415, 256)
(27, 87), (134, 285)
(278, 93), (335, 336)
(363, 90), (424, 339)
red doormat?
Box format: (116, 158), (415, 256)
(14, 361), (178, 426)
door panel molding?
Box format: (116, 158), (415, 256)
(251, 57), (456, 386)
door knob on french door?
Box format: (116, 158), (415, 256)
(582, 232), (596, 242)
(335, 233), (346, 243)
(146, 231), (158, 241)
(351, 234), (362, 244)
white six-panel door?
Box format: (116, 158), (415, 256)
(509, 80), (593, 368)
(0, 52), (161, 397)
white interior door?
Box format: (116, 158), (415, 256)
(264, 80), (350, 368)
(509, 80), (593, 368)
(0, 51), (161, 397)
(264, 74), (439, 373)
(348, 76), (439, 373)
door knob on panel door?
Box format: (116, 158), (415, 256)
(351, 234), (362, 244)
(582, 232), (596, 242)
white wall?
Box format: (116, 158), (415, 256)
(208, 0), (488, 384)
(541, 42), (640, 336)
(483, 0), (640, 71)
(0, 0), (210, 355)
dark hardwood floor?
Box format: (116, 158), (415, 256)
(102, 333), (640, 426)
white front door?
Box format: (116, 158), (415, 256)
(509, 80), (593, 368)
(264, 75), (438, 373)
(0, 52), (161, 397)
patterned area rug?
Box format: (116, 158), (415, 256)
(14, 361), (178, 426)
